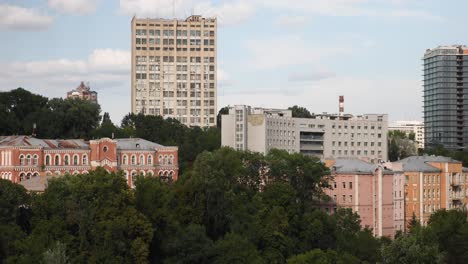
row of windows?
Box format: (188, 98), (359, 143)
(332, 181), (353, 189)
(119, 154), (174, 166)
(19, 154), (89, 166)
(136, 56), (215, 63)
(332, 194), (353, 203)
(136, 38), (216, 46)
(332, 124), (382, 130)
(135, 47), (215, 52)
(333, 141), (383, 147)
(332, 150), (383, 156)
(135, 29), (215, 37)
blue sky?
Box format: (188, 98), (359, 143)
(0, 0), (466, 124)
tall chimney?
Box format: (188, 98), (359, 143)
(339, 96), (344, 117)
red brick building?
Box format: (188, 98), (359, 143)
(0, 136), (178, 189)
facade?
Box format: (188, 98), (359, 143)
(323, 158), (403, 237)
(423, 45), (468, 150)
(131, 15), (217, 127)
(66, 81), (98, 103)
(0, 136), (178, 191)
(391, 156), (468, 227)
(389, 121), (425, 148)
(221, 105), (388, 161)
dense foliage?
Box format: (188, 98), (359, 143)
(0, 88), (101, 139)
(423, 145), (468, 167)
(2, 148), (467, 263)
(288, 105), (313, 118)
(388, 130), (418, 161)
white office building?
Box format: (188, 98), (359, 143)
(389, 121), (424, 148)
(222, 105), (388, 161)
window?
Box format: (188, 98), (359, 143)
(33, 155), (38, 165)
(19, 155), (25, 165)
(159, 155), (163, 164)
(64, 155), (69, 166)
(349, 182), (353, 189)
(349, 195), (353, 203)
(73, 155), (78, 165)
(342, 182), (346, 188)
(139, 155), (144, 165)
(333, 195), (337, 201)
(55, 155), (60, 165)
(26, 155), (31, 165)
(45, 155), (51, 166)
(122, 155), (128, 165)
(103, 146), (108, 152)
(168, 155), (174, 165)
(82, 155), (88, 165)
(147, 155), (153, 165)
(131, 155), (136, 165)
(342, 195), (346, 203)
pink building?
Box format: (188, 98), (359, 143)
(0, 136), (178, 191)
(324, 158), (402, 237)
(67, 81), (98, 103)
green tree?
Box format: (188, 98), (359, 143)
(288, 105), (313, 118)
(217, 106), (230, 128)
(381, 234), (442, 264)
(42, 241), (68, 264)
(388, 130), (417, 161)
(210, 233), (264, 264)
(14, 169), (153, 263)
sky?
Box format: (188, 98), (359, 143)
(0, 0), (466, 125)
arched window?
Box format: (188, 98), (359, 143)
(131, 171), (137, 187)
(33, 172), (39, 177)
(168, 155), (174, 165)
(131, 155), (136, 165)
(19, 172), (25, 181)
(19, 155), (25, 165)
(82, 155), (88, 165)
(55, 155), (60, 166)
(140, 170), (146, 176)
(122, 155), (128, 165)
(164, 155), (168, 165)
(26, 155), (31, 165)
(147, 155), (153, 165)
(158, 171), (163, 177)
(158, 155), (163, 164)
(139, 155), (145, 165)
(148, 170), (154, 177)
(73, 155), (79, 165)
(45, 155), (51, 166)
(26, 172), (31, 180)
(168, 171), (174, 179)
(64, 155), (70, 165)
(33, 155), (38, 165)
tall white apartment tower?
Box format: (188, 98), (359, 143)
(131, 15), (217, 127)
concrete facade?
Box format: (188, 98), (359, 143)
(131, 15), (217, 127)
(222, 105), (388, 161)
(0, 136), (178, 191)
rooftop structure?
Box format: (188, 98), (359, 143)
(66, 81), (98, 103)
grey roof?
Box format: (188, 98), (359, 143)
(0, 136), (88, 149)
(463, 167), (468, 173)
(332, 158), (379, 174)
(396, 156), (444, 172)
(115, 138), (165, 150)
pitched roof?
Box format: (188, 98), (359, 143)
(396, 156), (445, 172)
(0, 136), (88, 149)
(115, 138), (165, 150)
(332, 158), (379, 174)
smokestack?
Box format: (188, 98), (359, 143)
(339, 96), (344, 117)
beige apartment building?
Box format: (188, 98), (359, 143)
(222, 105), (388, 161)
(131, 15), (217, 127)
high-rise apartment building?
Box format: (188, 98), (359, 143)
(131, 15), (217, 127)
(221, 105), (388, 161)
(389, 121), (424, 148)
(423, 45), (468, 150)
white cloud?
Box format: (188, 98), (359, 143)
(244, 35), (351, 70)
(119, 0), (254, 25)
(48, 0), (98, 15)
(259, 0), (441, 20)
(274, 15), (310, 27)
(0, 49), (131, 123)
(219, 76), (422, 122)
(0, 4), (53, 31)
